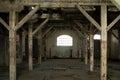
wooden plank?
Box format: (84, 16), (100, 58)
(28, 23), (33, 71)
(107, 15), (120, 31)
(89, 34), (94, 71)
(76, 4), (101, 31)
(0, 17), (9, 30)
(15, 5), (39, 31)
(9, 10), (16, 80)
(100, 4), (107, 80)
(32, 17), (49, 36)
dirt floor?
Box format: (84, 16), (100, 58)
(0, 59), (120, 80)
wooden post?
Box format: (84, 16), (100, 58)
(38, 30), (42, 64)
(90, 34), (94, 71)
(101, 4), (107, 80)
(79, 39), (82, 59)
(107, 31), (111, 60)
(22, 31), (26, 60)
(43, 36), (47, 60)
(4, 36), (8, 66)
(118, 29), (120, 59)
(81, 39), (84, 61)
(85, 39), (88, 65)
(9, 10), (16, 80)
(28, 23), (33, 71)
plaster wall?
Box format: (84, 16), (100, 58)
(0, 35), (9, 66)
(110, 30), (120, 60)
(46, 29), (81, 58)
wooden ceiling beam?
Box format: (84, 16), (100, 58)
(111, 30), (119, 40)
(0, 3), (23, 12)
(0, 17), (9, 30)
(107, 14), (120, 31)
(0, 1), (113, 12)
(32, 17), (49, 36)
(15, 5), (39, 31)
(110, 0), (120, 10)
(76, 4), (101, 31)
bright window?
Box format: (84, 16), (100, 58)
(57, 35), (73, 46)
(94, 34), (101, 40)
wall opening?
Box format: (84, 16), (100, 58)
(57, 35), (73, 46)
(94, 34), (101, 40)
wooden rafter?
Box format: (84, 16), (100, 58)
(107, 15), (120, 31)
(76, 4), (101, 31)
(0, 17), (9, 30)
(15, 5), (39, 31)
(32, 17), (49, 36)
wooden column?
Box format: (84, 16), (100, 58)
(90, 34), (94, 71)
(107, 31), (111, 60)
(79, 38), (82, 60)
(28, 23), (33, 71)
(5, 36), (8, 66)
(9, 10), (16, 80)
(101, 4), (107, 80)
(81, 38), (84, 61)
(38, 30), (42, 64)
(22, 31), (26, 60)
(118, 29), (120, 59)
(85, 39), (88, 65)
(43, 36), (47, 60)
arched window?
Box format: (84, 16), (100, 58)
(57, 35), (73, 46)
(94, 34), (101, 40)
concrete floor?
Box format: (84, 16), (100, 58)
(0, 59), (120, 80)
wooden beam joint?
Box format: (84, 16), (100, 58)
(0, 17), (10, 30)
(76, 4), (101, 31)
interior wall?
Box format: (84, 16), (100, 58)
(0, 35), (9, 66)
(110, 30), (120, 60)
(46, 29), (81, 58)
(94, 40), (100, 59)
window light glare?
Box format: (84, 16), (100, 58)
(31, 6), (35, 9)
(94, 34), (101, 40)
(57, 35), (73, 46)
